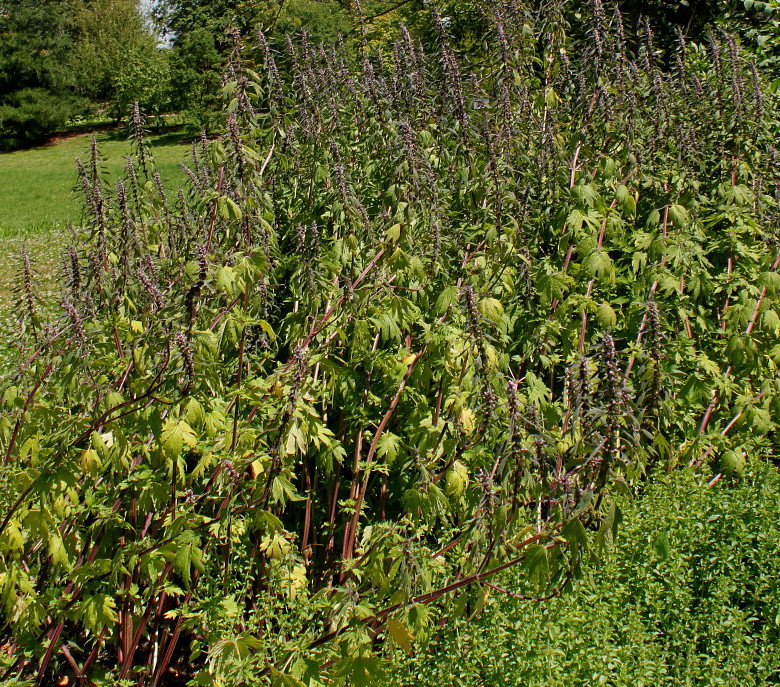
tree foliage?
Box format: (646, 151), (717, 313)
(69, 0), (171, 120)
(0, 0), (84, 149)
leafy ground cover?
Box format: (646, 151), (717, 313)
(0, 4), (779, 686)
(389, 462), (780, 686)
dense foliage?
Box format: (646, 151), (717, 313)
(0, 0), (84, 149)
(0, 0), (166, 149)
(69, 0), (171, 121)
(1, 1), (779, 685)
(389, 462), (780, 685)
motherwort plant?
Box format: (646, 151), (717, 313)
(1, 2), (779, 684)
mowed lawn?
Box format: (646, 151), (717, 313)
(0, 129), (192, 374)
(0, 128), (191, 233)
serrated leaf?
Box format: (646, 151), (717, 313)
(668, 204), (689, 227)
(216, 266), (237, 295)
(260, 533), (290, 560)
(80, 594), (118, 634)
(445, 460), (469, 499)
(183, 398), (206, 428)
(332, 656), (386, 687)
(616, 185), (636, 215)
(376, 432), (400, 464)
(583, 249), (613, 280)
(435, 285), (459, 314)
(174, 531), (204, 589)
(270, 667), (307, 687)
(161, 419), (197, 458)
(386, 223), (401, 242)
(387, 617), (415, 655)
(595, 302), (617, 327)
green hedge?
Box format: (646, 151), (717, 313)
(389, 463), (780, 686)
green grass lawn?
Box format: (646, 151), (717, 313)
(0, 129), (192, 374)
(0, 128), (191, 233)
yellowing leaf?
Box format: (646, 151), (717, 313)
(250, 459), (265, 478)
(4, 522), (23, 551)
(80, 449), (101, 476)
(595, 302), (617, 328)
(387, 617), (415, 655)
(48, 533), (70, 569)
(459, 407), (476, 434)
(260, 533), (290, 560)
(286, 563), (307, 599)
(445, 460), (469, 499)
(479, 297), (504, 324)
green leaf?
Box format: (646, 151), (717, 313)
(719, 450), (746, 477)
(583, 249), (614, 280)
(653, 531), (671, 560)
(525, 371), (551, 406)
(616, 185), (636, 215)
(161, 419), (198, 458)
(173, 531), (204, 589)
(79, 594), (118, 634)
(562, 518), (589, 550)
(376, 432), (400, 464)
(332, 656), (386, 687)
(435, 285), (459, 314)
(525, 544), (550, 588)
(218, 196), (242, 221)
(48, 533), (70, 569)
(595, 302), (617, 328)
(216, 266), (237, 295)
(183, 398), (206, 428)
(270, 667), (307, 687)
(668, 204), (689, 227)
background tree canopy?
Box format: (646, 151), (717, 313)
(68, 0), (170, 120)
(1, 0), (779, 149)
(0, 0), (83, 149)
(0, 0), (167, 149)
